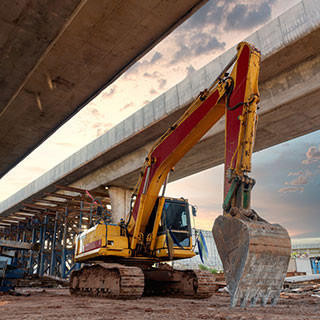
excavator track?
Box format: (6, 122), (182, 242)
(70, 263), (144, 299)
(193, 269), (217, 298)
(70, 262), (216, 299)
(143, 266), (216, 299)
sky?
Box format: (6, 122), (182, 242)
(0, 0), (318, 238)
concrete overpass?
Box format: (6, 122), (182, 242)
(0, 0), (207, 178)
(1, 0), (320, 221)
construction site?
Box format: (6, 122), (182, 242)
(0, 0), (320, 319)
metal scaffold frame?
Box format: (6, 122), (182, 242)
(0, 185), (111, 279)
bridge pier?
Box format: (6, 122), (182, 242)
(108, 187), (132, 223)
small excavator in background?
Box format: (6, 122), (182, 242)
(70, 42), (291, 307)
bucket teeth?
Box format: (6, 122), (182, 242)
(213, 214), (291, 307)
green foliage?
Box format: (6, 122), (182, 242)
(198, 264), (218, 274)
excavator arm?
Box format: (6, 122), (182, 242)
(126, 42), (291, 307)
(126, 42), (260, 249)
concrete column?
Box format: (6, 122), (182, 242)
(108, 187), (132, 223)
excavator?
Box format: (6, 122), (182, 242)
(70, 42), (291, 307)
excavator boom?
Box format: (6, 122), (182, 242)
(127, 42), (260, 247)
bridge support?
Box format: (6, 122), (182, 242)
(108, 187), (132, 223)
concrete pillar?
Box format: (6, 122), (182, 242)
(108, 187), (132, 223)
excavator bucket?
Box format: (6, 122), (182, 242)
(212, 214), (291, 307)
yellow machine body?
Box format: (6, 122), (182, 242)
(74, 196), (195, 263)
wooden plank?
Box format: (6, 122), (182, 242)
(22, 204), (61, 215)
(1, 219), (19, 223)
(33, 198), (68, 206)
(7, 216), (26, 220)
(55, 185), (109, 198)
(55, 184), (86, 194)
(19, 209), (39, 214)
(15, 212), (35, 216)
(45, 192), (74, 200)
(23, 203), (59, 211)
(71, 198), (111, 205)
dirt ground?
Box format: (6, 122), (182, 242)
(0, 288), (319, 320)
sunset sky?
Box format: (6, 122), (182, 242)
(0, 0), (318, 238)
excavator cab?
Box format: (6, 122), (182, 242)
(158, 198), (191, 246)
(146, 197), (195, 260)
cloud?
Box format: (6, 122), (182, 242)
(226, 1), (274, 31)
(92, 121), (113, 137)
(143, 71), (161, 79)
(120, 102), (134, 112)
(171, 34), (225, 64)
(288, 171), (303, 176)
(186, 65), (196, 77)
(158, 78), (167, 90)
(278, 186), (304, 193)
(150, 51), (163, 63)
(54, 142), (74, 148)
(90, 108), (100, 116)
(101, 86), (117, 99)
(150, 88), (157, 95)
(180, 0), (225, 31)
(283, 169), (312, 188)
(285, 175), (308, 186)
(169, 0), (276, 65)
(125, 52), (163, 78)
(24, 166), (46, 174)
(96, 125), (112, 137)
(124, 61), (148, 78)
(302, 145), (320, 164)
(193, 33), (226, 56)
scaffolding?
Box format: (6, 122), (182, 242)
(0, 185), (110, 278)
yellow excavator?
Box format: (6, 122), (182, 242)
(70, 42), (291, 306)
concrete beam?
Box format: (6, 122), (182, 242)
(0, 0), (208, 178)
